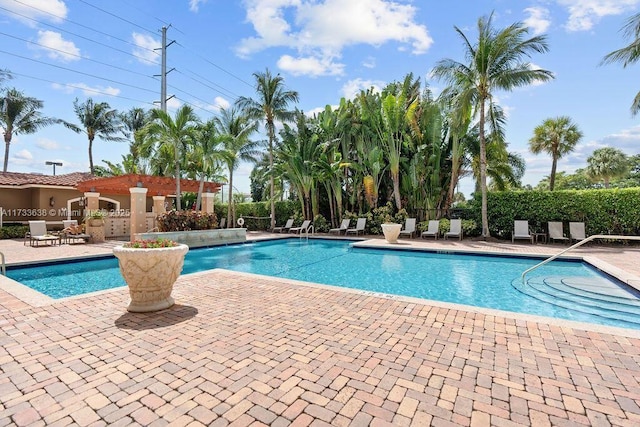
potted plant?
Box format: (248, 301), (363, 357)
(113, 238), (189, 312)
(86, 210), (106, 226)
(381, 215), (402, 243)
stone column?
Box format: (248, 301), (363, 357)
(130, 187), (148, 241)
(84, 192), (100, 213)
(152, 196), (166, 215)
(201, 192), (215, 213)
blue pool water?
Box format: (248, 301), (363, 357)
(7, 238), (640, 329)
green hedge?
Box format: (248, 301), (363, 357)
(215, 200), (298, 230)
(0, 225), (29, 239)
(483, 188), (640, 238)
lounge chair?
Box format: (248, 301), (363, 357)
(444, 219), (463, 240)
(329, 219), (351, 235)
(345, 218), (366, 236)
(27, 220), (60, 246)
(399, 218), (417, 238)
(289, 219), (312, 234)
(273, 218), (293, 233)
(512, 220), (533, 244)
(421, 220), (440, 239)
(548, 221), (569, 244)
(569, 222), (587, 243)
(62, 219), (91, 244)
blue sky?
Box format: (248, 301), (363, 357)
(1, 0), (640, 197)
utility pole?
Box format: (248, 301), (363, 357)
(155, 26), (175, 112)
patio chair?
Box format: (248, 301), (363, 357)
(345, 218), (366, 236)
(548, 222), (569, 244)
(289, 219), (312, 234)
(569, 222), (587, 243)
(273, 218), (294, 233)
(399, 218), (417, 239)
(421, 220), (440, 240)
(512, 220), (533, 244)
(444, 219), (463, 240)
(329, 218), (351, 235)
(27, 220), (60, 246)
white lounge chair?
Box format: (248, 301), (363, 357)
(273, 218), (293, 233)
(548, 221), (569, 244)
(399, 218), (417, 238)
(289, 220), (311, 234)
(329, 219), (351, 235)
(345, 218), (366, 236)
(27, 220), (60, 246)
(444, 219), (463, 240)
(421, 220), (440, 239)
(512, 220), (533, 244)
(569, 222), (586, 243)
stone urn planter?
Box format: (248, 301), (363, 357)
(381, 223), (402, 243)
(113, 240), (189, 312)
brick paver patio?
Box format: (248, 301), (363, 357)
(1, 236), (640, 426)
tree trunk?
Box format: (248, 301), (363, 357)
(479, 100), (489, 239)
(392, 172), (402, 210)
(446, 135), (461, 212)
(3, 130), (11, 173)
(227, 172), (234, 228)
(175, 162), (181, 211)
(268, 125), (275, 230)
(196, 175), (204, 210)
(88, 136), (94, 174)
(549, 154), (558, 191)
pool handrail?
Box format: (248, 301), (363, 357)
(0, 251), (5, 276)
(521, 234), (640, 285)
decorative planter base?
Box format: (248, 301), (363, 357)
(113, 244), (189, 312)
(381, 223), (402, 243)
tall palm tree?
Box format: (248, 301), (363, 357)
(139, 105), (199, 210)
(432, 13), (553, 238)
(214, 107), (259, 226)
(601, 13), (640, 115)
(1, 88), (58, 172)
(236, 68), (299, 229)
(64, 98), (125, 174)
(586, 147), (629, 188)
(188, 118), (228, 210)
(529, 116), (583, 190)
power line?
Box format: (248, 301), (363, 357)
(174, 69), (239, 100)
(0, 49), (158, 95)
(73, 0), (158, 36)
(0, 4), (160, 66)
(0, 31), (158, 82)
(10, 71), (156, 106)
(175, 41), (254, 88)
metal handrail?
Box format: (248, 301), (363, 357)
(521, 234), (640, 285)
(0, 251), (5, 276)
(301, 225), (314, 240)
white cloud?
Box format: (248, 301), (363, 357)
(35, 30), (80, 62)
(189, 0), (208, 12)
(0, 0), (67, 26)
(14, 149), (33, 160)
(237, 0), (432, 77)
(51, 82), (120, 96)
(558, 0), (640, 32)
(340, 78), (385, 100)
(166, 97), (182, 111)
(131, 32), (161, 65)
(212, 96), (230, 111)
(599, 125), (640, 153)
(523, 7), (551, 35)
(36, 138), (60, 150)
(277, 54), (344, 77)
(362, 56), (376, 69)
(305, 105), (339, 117)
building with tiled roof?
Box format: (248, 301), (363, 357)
(0, 172), (94, 188)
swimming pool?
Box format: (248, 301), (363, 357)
(6, 238), (640, 329)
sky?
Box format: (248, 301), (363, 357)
(1, 0), (640, 198)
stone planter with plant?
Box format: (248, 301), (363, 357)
(113, 238), (189, 312)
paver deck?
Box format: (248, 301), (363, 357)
(1, 235), (640, 426)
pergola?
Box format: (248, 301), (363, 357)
(76, 174), (222, 196)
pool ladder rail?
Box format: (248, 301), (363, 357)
(300, 225), (314, 240)
(0, 251), (5, 276)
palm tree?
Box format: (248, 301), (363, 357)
(139, 105), (199, 210)
(64, 98), (125, 174)
(601, 13), (640, 115)
(529, 116), (583, 190)
(1, 88), (58, 172)
(236, 68), (299, 229)
(586, 147), (629, 188)
(432, 13), (553, 238)
(188, 118), (228, 210)
(215, 106), (259, 226)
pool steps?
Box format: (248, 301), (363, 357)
(514, 276), (640, 326)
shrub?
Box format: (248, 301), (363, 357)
(156, 210), (218, 231)
(312, 214), (330, 233)
(124, 238), (178, 248)
(0, 225), (29, 239)
(417, 218), (479, 237)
